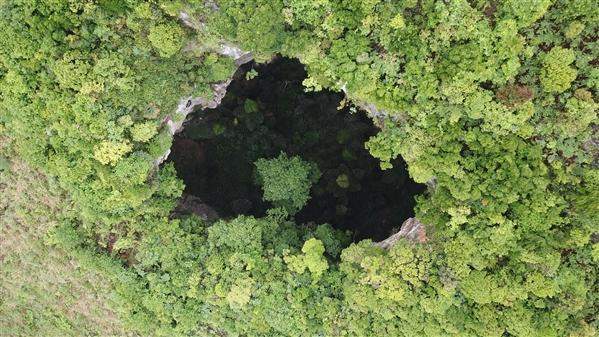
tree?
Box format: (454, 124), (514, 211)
(254, 152), (321, 214)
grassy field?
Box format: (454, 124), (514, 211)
(0, 160), (133, 337)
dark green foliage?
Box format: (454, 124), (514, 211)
(1, 1), (597, 337)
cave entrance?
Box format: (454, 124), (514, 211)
(168, 56), (425, 241)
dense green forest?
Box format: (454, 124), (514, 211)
(0, 1), (597, 336)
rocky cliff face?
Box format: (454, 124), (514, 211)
(375, 217), (428, 248)
(153, 11), (253, 167)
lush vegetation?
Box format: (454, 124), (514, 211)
(0, 1), (597, 337)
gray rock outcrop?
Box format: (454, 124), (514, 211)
(375, 217), (428, 249)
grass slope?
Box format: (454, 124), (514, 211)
(0, 160), (134, 337)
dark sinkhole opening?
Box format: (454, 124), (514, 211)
(168, 56), (425, 241)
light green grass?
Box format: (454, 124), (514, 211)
(0, 160), (134, 337)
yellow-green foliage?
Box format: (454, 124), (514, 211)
(148, 23), (186, 58)
(540, 47), (578, 93)
(130, 121), (158, 143)
(93, 141), (133, 165)
(284, 238), (329, 281)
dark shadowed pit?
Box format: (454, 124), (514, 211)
(168, 56), (425, 241)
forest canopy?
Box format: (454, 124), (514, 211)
(0, 1), (597, 337)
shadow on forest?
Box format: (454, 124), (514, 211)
(168, 57), (425, 241)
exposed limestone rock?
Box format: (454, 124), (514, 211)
(174, 194), (219, 221)
(153, 11), (253, 168)
(178, 11), (204, 30)
(154, 80), (232, 167)
(153, 148), (171, 168)
(375, 217), (427, 249)
(167, 80), (231, 135)
(220, 44), (253, 65)
(339, 84), (403, 124)
(355, 100), (394, 122)
(178, 10), (252, 64)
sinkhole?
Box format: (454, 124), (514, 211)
(168, 57), (425, 241)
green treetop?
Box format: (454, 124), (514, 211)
(255, 152), (321, 214)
